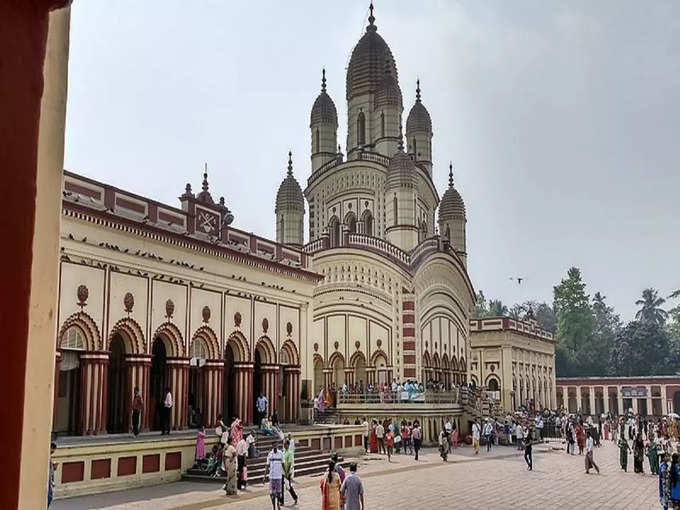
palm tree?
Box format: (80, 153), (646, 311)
(669, 289), (680, 300)
(635, 288), (667, 325)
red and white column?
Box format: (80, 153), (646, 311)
(166, 357), (190, 430)
(79, 351), (109, 435)
(125, 354), (151, 431)
(52, 350), (62, 429)
(283, 366), (301, 423)
(233, 362), (254, 424)
(260, 364), (280, 418)
(202, 360), (223, 428)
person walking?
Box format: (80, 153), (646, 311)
(195, 426), (206, 462)
(265, 444), (283, 509)
(131, 387), (143, 437)
(472, 420), (481, 455)
(236, 434), (248, 490)
(281, 440), (298, 505)
(516, 422), (524, 451)
(670, 453), (680, 508)
(524, 435), (533, 471)
(482, 419), (493, 453)
(341, 462), (365, 510)
(659, 452), (671, 510)
(647, 433), (659, 475)
(319, 460), (342, 510)
(633, 434), (645, 473)
(222, 436), (238, 496)
(412, 422), (422, 461)
(385, 428), (394, 462)
(618, 436), (632, 472)
(375, 421), (385, 455)
(162, 387), (173, 435)
(451, 422), (459, 452)
(585, 430), (600, 474)
(362, 418), (369, 453)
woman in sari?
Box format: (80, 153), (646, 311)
(222, 436), (238, 495)
(319, 460), (341, 510)
(451, 423), (459, 451)
(324, 387), (332, 409)
(230, 417), (243, 447)
(618, 437), (631, 471)
(369, 420), (378, 453)
(603, 419), (609, 441)
(647, 433), (659, 475)
(195, 426), (206, 462)
(633, 434), (645, 473)
(575, 423), (585, 455)
(318, 388), (326, 414)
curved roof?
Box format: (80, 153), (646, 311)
(310, 69), (338, 126)
(275, 153), (304, 213)
(385, 145), (416, 190)
(375, 64), (402, 108)
(346, 10), (399, 101)
(439, 164), (466, 220)
(406, 82), (432, 134)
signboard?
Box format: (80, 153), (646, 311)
(621, 386), (647, 398)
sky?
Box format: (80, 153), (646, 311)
(64, 0), (680, 322)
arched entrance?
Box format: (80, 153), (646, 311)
(253, 336), (277, 423)
(313, 355), (324, 395)
(189, 337), (208, 428)
(55, 326), (85, 435)
(331, 354), (345, 387)
(223, 342), (236, 422)
(223, 332), (252, 423)
(373, 352), (389, 385)
(107, 334), (127, 433)
(353, 352), (367, 390)
(150, 337), (168, 430)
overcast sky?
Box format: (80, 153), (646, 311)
(64, 0), (680, 321)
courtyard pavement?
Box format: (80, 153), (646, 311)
(54, 439), (660, 509)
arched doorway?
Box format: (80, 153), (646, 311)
(150, 337), (168, 431)
(278, 347), (289, 419)
(673, 391), (680, 414)
(313, 355), (323, 395)
(253, 337), (277, 423)
(332, 354), (345, 388)
(189, 337), (208, 428)
(223, 342), (236, 423)
(374, 353), (388, 385)
(360, 209), (373, 236)
(107, 334), (127, 433)
(55, 326), (85, 435)
(344, 211), (357, 234)
(354, 353), (367, 390)
(329, 216), (340, 247)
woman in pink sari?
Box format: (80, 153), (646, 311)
(195, 426), (206, 460)
(229, 417), (243, 446)
(451, 424), (459, 451)
(318, 388), (326, 413)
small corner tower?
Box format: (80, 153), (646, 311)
(405, 79), (433, 175)
(310, 69), (338, 173)
(275, 151), (305, 247)
(438, 162), (467, 266)
(385, 135), (418, 251)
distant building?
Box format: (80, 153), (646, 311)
(469, 311), (556, 411)
(556, 375), (680, 416)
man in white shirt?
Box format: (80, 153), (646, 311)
(362, 419), (369, 453)
(236, 436), (248, 490)
(472, 420), (481, 455)
(585, 430), (600, 474)
(265, 444), (283, 509)
(256, 393), (268, 426)
(375, 422), (385, 454)
(482, 419), (494, 452)
(162, 387), (173, 435)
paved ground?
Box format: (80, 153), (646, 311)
(54, 440), (660, 509)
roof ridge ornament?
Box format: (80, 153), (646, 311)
(449, 162), (454, 187)
(202, 163), (209, 192)
(397, 122), (404, 152)
(287, 151), (293, 177)
(321, 68), (327, 93)
(416, 78), (421, 103)
(367, 2), (377, 31)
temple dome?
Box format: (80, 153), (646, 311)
(375, 64), (402, 108)
(385, 146), (416, 189)
(310, 69), (338, 126)
(406, 81), (432, 134)
(439, 164), (466, 220)
(275, 153), (304, 213)
(346, 9), (398, 101)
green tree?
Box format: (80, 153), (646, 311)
(552, 267), (595, 377)
(611, 320), (672, 376)
(591, 292), (621, 376)
(635, 288), (668, 326)
(488, 299), (508, 317)
(474, 290), (488, 318)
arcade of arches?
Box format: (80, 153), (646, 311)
(53, 315), (302, 436)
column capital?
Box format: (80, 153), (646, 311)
(125, 353), (152, 364)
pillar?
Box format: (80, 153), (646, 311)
(646, 385), (652, 417)
(260, 364), (279, 418)
(661, 385), (667, 415)
(589, 386), (595, 417)
(576, 386), (582, 413)
(166, 357), (190, 430)
(202, 360), (223, 428)
(125, 354), (151, 431)
(284, 366), (301, 423)
(632, 395), (638, 414)
(344, 368), (354, 388)
(617, 385), (623, 415)
(234, 362), (254, 424)
(603, 388), (610, 414)
(79, 351), (109, 435)
(323, 368), (333, 389)
(52, 350), (62, 429)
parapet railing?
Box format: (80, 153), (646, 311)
(337, 389), (461, 405)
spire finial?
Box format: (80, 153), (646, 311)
(202, 163), (209, 192)
(287, 151), (293, 176)
(367, 2), (376, 30)
(398, 122), (404, 151)
(321, 68), (327, 92)
(416, 79), (421, 102)
(448, 162), (454, 187)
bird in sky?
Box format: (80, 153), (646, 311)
(509, 277), (526, 285)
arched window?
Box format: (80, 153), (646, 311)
(62, 326), (86, 351)
(421, 220), (427, 240)
(344, 211), (357, 234)
(412, 138), (417, 156)
(329, 215), (340, 247)
(279, 215), (285, 242)
(360, 209), (373, 236)
(315, 128), (320, 153)
(357, 111), (366, 146)
(393, 195), (398, 225)
(445, 224), (451, 240)
(380, 112), (385, 138)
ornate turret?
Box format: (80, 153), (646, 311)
(406, 79), (433, 175)
(275, 152), (305, 247)
(310, 69), (338, 173)
(346, 3), (402, 158)
(385, 135), (418, 251)
(438, 162), (467, 266)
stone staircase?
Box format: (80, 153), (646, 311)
(183, 431), (348, 486)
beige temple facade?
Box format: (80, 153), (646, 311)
(52, 5), (476, 437)
(469, 314), (557, 412)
